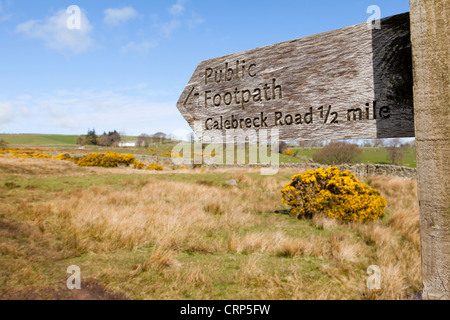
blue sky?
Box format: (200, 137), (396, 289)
(0, 0), (410, 137)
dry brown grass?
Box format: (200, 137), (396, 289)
(49, 179), (265, 253)
(227, 231), (329, 258)
(0, 157), (422, 300)
(134, 246), (181, 272)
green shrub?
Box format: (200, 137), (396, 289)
(0, 139), (9, 148)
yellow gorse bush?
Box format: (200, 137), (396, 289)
(76, 152), (136, 168)
(56, 153), (73, 161)
(1, 148), (164, 171)
(1, 147), (57, 159)
(0, 147), (53, 154)
(281, 167), (387, 222)
(146, 164), (163, 171)
(133, 160), (146, 169)
(33, 153), (53, 159)
(55, 152), (163, 171)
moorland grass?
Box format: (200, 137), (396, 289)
(0, 157), (421, 300)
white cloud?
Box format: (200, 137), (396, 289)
(0, 1), (12, 22)
(34, 104), (79, 130)
(118, 1), (202, 55)
(169, 0), (186, 16)
(0, 102), (14, 125)
(104, 7), (138, 26)
(16, 9), (93, 56)
(121, 40), (158, 55)
(161, 19), (181, 37)
(48, 105), (67, 117)
(19, 107), (32, 117)
(161, 0), (186, 38)
(188, 12), (204, 29)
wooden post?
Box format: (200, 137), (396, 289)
(409, 0), (450, 300)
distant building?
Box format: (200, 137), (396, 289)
(118, 141), (137, 148)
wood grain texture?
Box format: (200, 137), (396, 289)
(177, 13), (414, 141)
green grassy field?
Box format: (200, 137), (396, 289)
(292, 147), (416, 168)
(360, 147), (416, 168)
(291, 148), (317, 159)
(0, 134), (78, 146)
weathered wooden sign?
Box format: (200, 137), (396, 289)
(177, 13), (414, 141)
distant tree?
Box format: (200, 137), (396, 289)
(278, 141), (288, 154)
(98, 130), (121, 147)
(313, 142), (363, 165)
(137, 134), (152, 147)
(299, 140), (315, 149)
(372, 139), (385, 148)
(363, 140), (374, 148)
(85, 129), (98, 146)
(0, 139), (9, 147)
(97, 135), (108, 146)
(308, 140), (328, 147)
(76, 135), (86, 146)
(76, 129), (100, 146)
(153, 132), (167, 143)
(297, 140), (307, 148)
(386, 139), (407, 165)
(109, 130), (121, 146)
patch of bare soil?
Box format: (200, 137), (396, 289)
(0, 280), (127, 300)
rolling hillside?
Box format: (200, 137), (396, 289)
(0, 134), (79, 146)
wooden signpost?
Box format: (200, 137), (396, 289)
(409, 0), (449, 300)
(177, 2), (449, 299)
(177, 13), (414, 141)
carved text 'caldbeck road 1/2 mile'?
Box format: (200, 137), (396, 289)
(177, 13), (415, 141)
